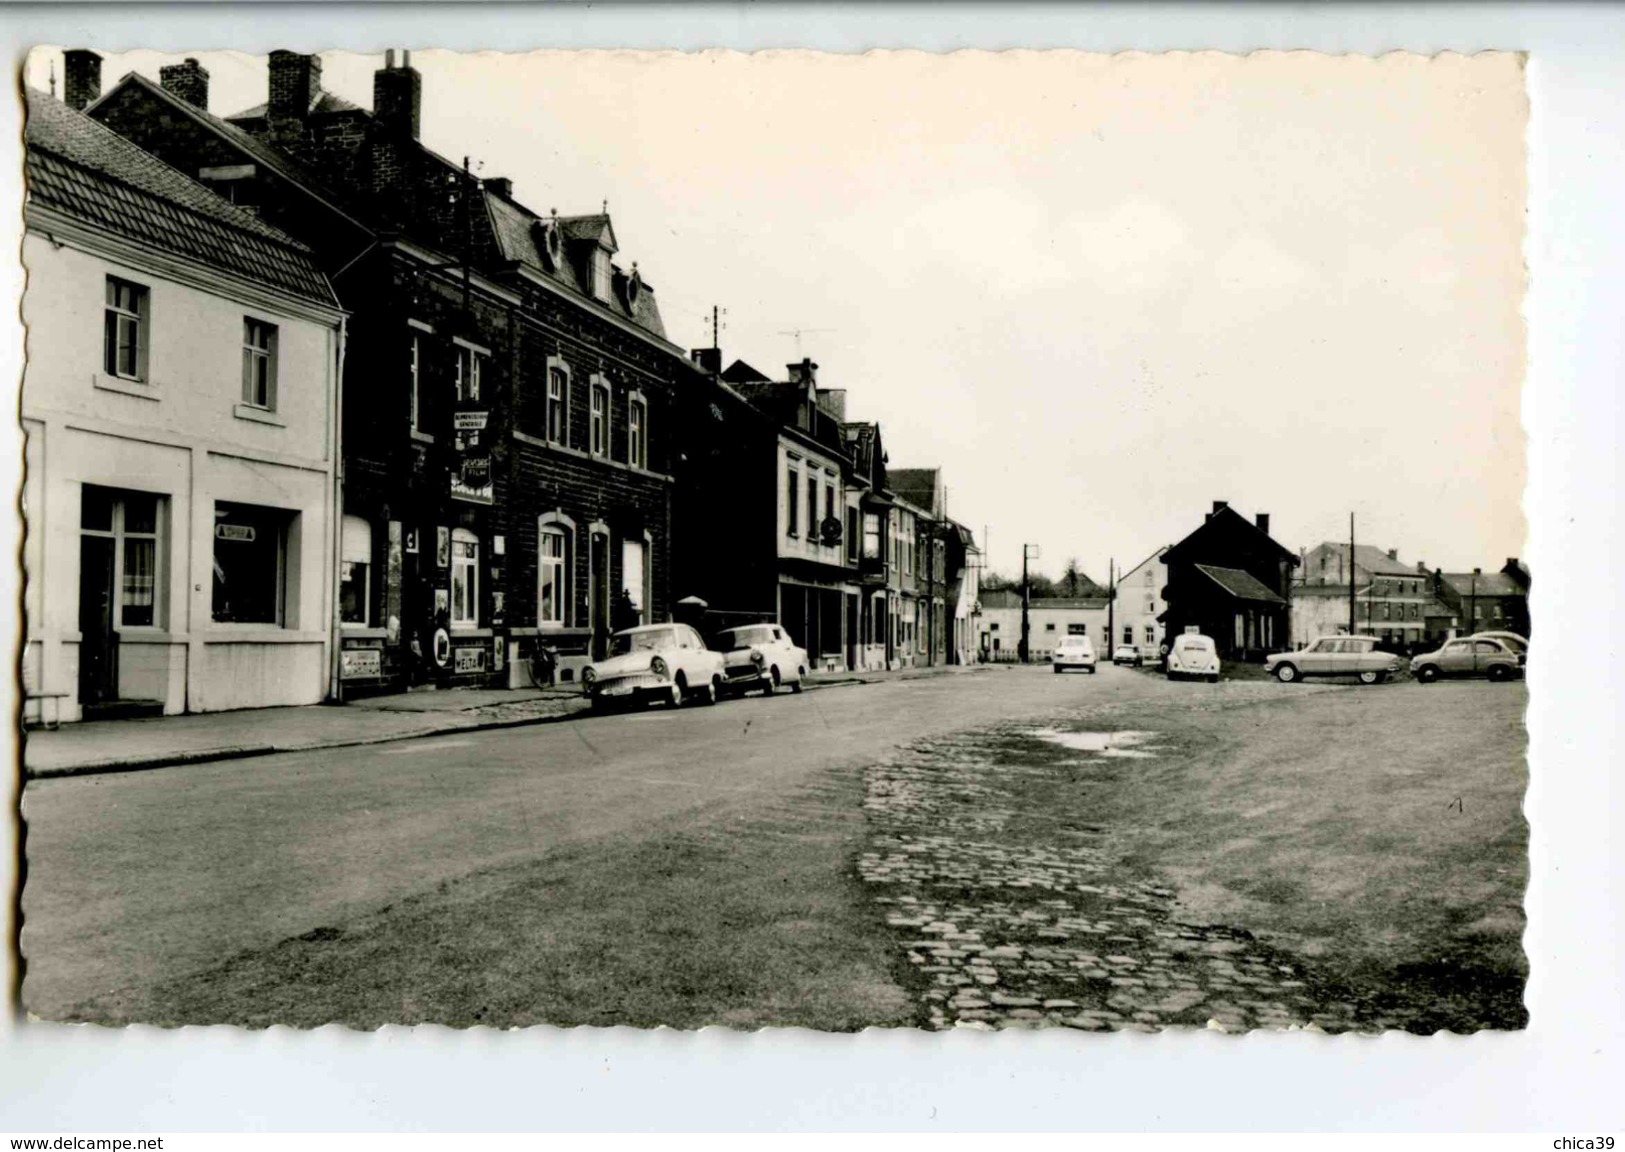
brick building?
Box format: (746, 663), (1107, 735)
(1161, 502), (1297, 662)
(91, 51), (698, 691)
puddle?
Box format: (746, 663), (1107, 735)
(1033, 729), (1163, 758)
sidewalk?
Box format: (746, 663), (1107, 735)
(21, 662), (998, 780)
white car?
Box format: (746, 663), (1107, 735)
(1052, 634), (1098, 673)
(582, 623), (726, 709)
(1112, 645), (1143, 667)
(711, 623), (809, 695)
(1266, 636), (1402, 685)
(1166, 633), (1220, 682)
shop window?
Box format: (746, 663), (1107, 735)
(212, 501), (290, 625)
(104, 276), (149, 382)
(81, 485), (163, 628)
(450, 528), (479, 628)
(241, 317), (278, 409)
(340, 514), (372, 626)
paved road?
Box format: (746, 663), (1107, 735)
(23, 663), (1208, 1016)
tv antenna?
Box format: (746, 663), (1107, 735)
(777, 327), (835, 358)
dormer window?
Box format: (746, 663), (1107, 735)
(591, 247), (613, 302)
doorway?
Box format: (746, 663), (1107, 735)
(77, 535), (117, 704)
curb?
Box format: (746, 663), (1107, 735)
(24, 664), (994, 781)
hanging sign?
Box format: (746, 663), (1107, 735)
(215, 523), (256, 542)
(453, 411), (489, 431)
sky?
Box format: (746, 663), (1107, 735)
(27, 48), (1528, 582)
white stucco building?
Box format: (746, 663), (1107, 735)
(21, 83), (344, 722)
(1114, 546), (1171, 655)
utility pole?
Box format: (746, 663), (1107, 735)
(1106, 557), (1116, 653)
(1348, 512), (1357, 636)
(1020, 543), (1040, 663)
(1469, 568), (1480, 635)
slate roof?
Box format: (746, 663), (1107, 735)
(484, 192), (666, 338)
(1441, 571), (1524, 598)
(888, 468), (942, 515)
(1194, 564), (1287, 604)
(25, 88), (336, 307)
(1307, 542), (1416, 577)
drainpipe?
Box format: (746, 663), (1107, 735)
(327, 314), (348, 702)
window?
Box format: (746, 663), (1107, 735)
(1124, 626), (1133, 645)
(628, 395), (647, 468)
(548, 366), (568, 444)
(450, 528), (479, 628)
(1144, 624), (1155, 645)
(1044, 622), (1056, 632)
(538, 522), (568, 626)
(455, 344), (484, 403)
(81, 486), (162, 628)
(409, 334), (425, 432)
(621, 536), (648, 624)
(824, 483), (835, 538)
(787, 467), (800, 536)
(104, 277), (148, 381)
(590, 381), (609, 456)
(339, 514), (372, 626)
(806, 474), (818, 543)
(212, 501), (288, 625)
(592, 247), (613, 302)
(846, 507), (860, 562)
(241, 318), (278, 409)
(863, 512), (881, 560)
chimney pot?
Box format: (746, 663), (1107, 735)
(159, 57), (210, 110)
(690, 348), (722, 375)
(786, 358), (818, 386)
(1212, 500), (1229, 515)
(1255, 512), (1271, 535)
(1387, 548), (1399, 561)
(63, 49), (102, 111)
(373, 50), (422, 140)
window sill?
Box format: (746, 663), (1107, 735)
(233, 403), (285, 426)
(204, 629), (326, 643)
(93, 373), (159, 400)
(410, 429), (436, 444)
(341, 626), (388, 638)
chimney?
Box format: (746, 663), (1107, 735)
(786, 358), (818, 386)
(482, 176), (512, 199)
(1212, 500), (1229, 515)
(690, 348), (721, 375)
(63, 49), (102, 111)
(1417, 561), (1428, 574)
(816, 388), (847, 422)
(159, 57), (210, 110)
(1387, 548), (1399, 561)
(1255, 512), (1270, 536)
(268, 50), (322, 124)
(374, 49), (422, 140)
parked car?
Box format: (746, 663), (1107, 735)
(1468, 630), (1528, 655)
(710, 623), (809, 695)
(1165, 633), (1220, 682)
(1052, 634), (1098, 674)
(582, 623), (727, 709)
(1112, 645), (1143, 667)
(1266, 635), (1402, 685)
(1410, 636), (1525, 684)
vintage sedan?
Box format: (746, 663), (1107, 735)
(1266, 635), (1402, 685)
(1052, 634), (1098, 673)
(1111, 644), (1144, 667)
(1165, 632), (1220, 682)
(710, 623), (809, 695)
(581, 623), (726, 709)
(1410, 636), (1525, 684)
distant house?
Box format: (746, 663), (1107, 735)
(1113, 546), (1170, 654)
(1437, 560), (1530, 639)
(978, 590), (1110, 662)
(1161, 502), (1297, 661)
(1293, 542), (1444, 649)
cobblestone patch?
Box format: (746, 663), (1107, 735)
(859, 722), (1383, 1032)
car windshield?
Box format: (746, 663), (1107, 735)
(717, 626), (773, 649)
(610, 628), (675, 656)
(1177, 637), (1213, 651)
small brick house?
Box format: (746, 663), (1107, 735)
(1161, 502), (1298, 662)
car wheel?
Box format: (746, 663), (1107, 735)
(791, 667), (805, 694)
(703, 675), (720, 705)
(1357, 670), (1380, 685)
(669, 676), (686, 707)
(1274, 663), (1298, 684)
(763, 666), (780, 696)
(1487, 664), (1512, 683)
(1207, 673), (1219, 684)
(1053, 665), (1063, 674)
(1416, 665), (1440, 684)
(1087, 666), (1096, 674)
(589, 694), (610, 712)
